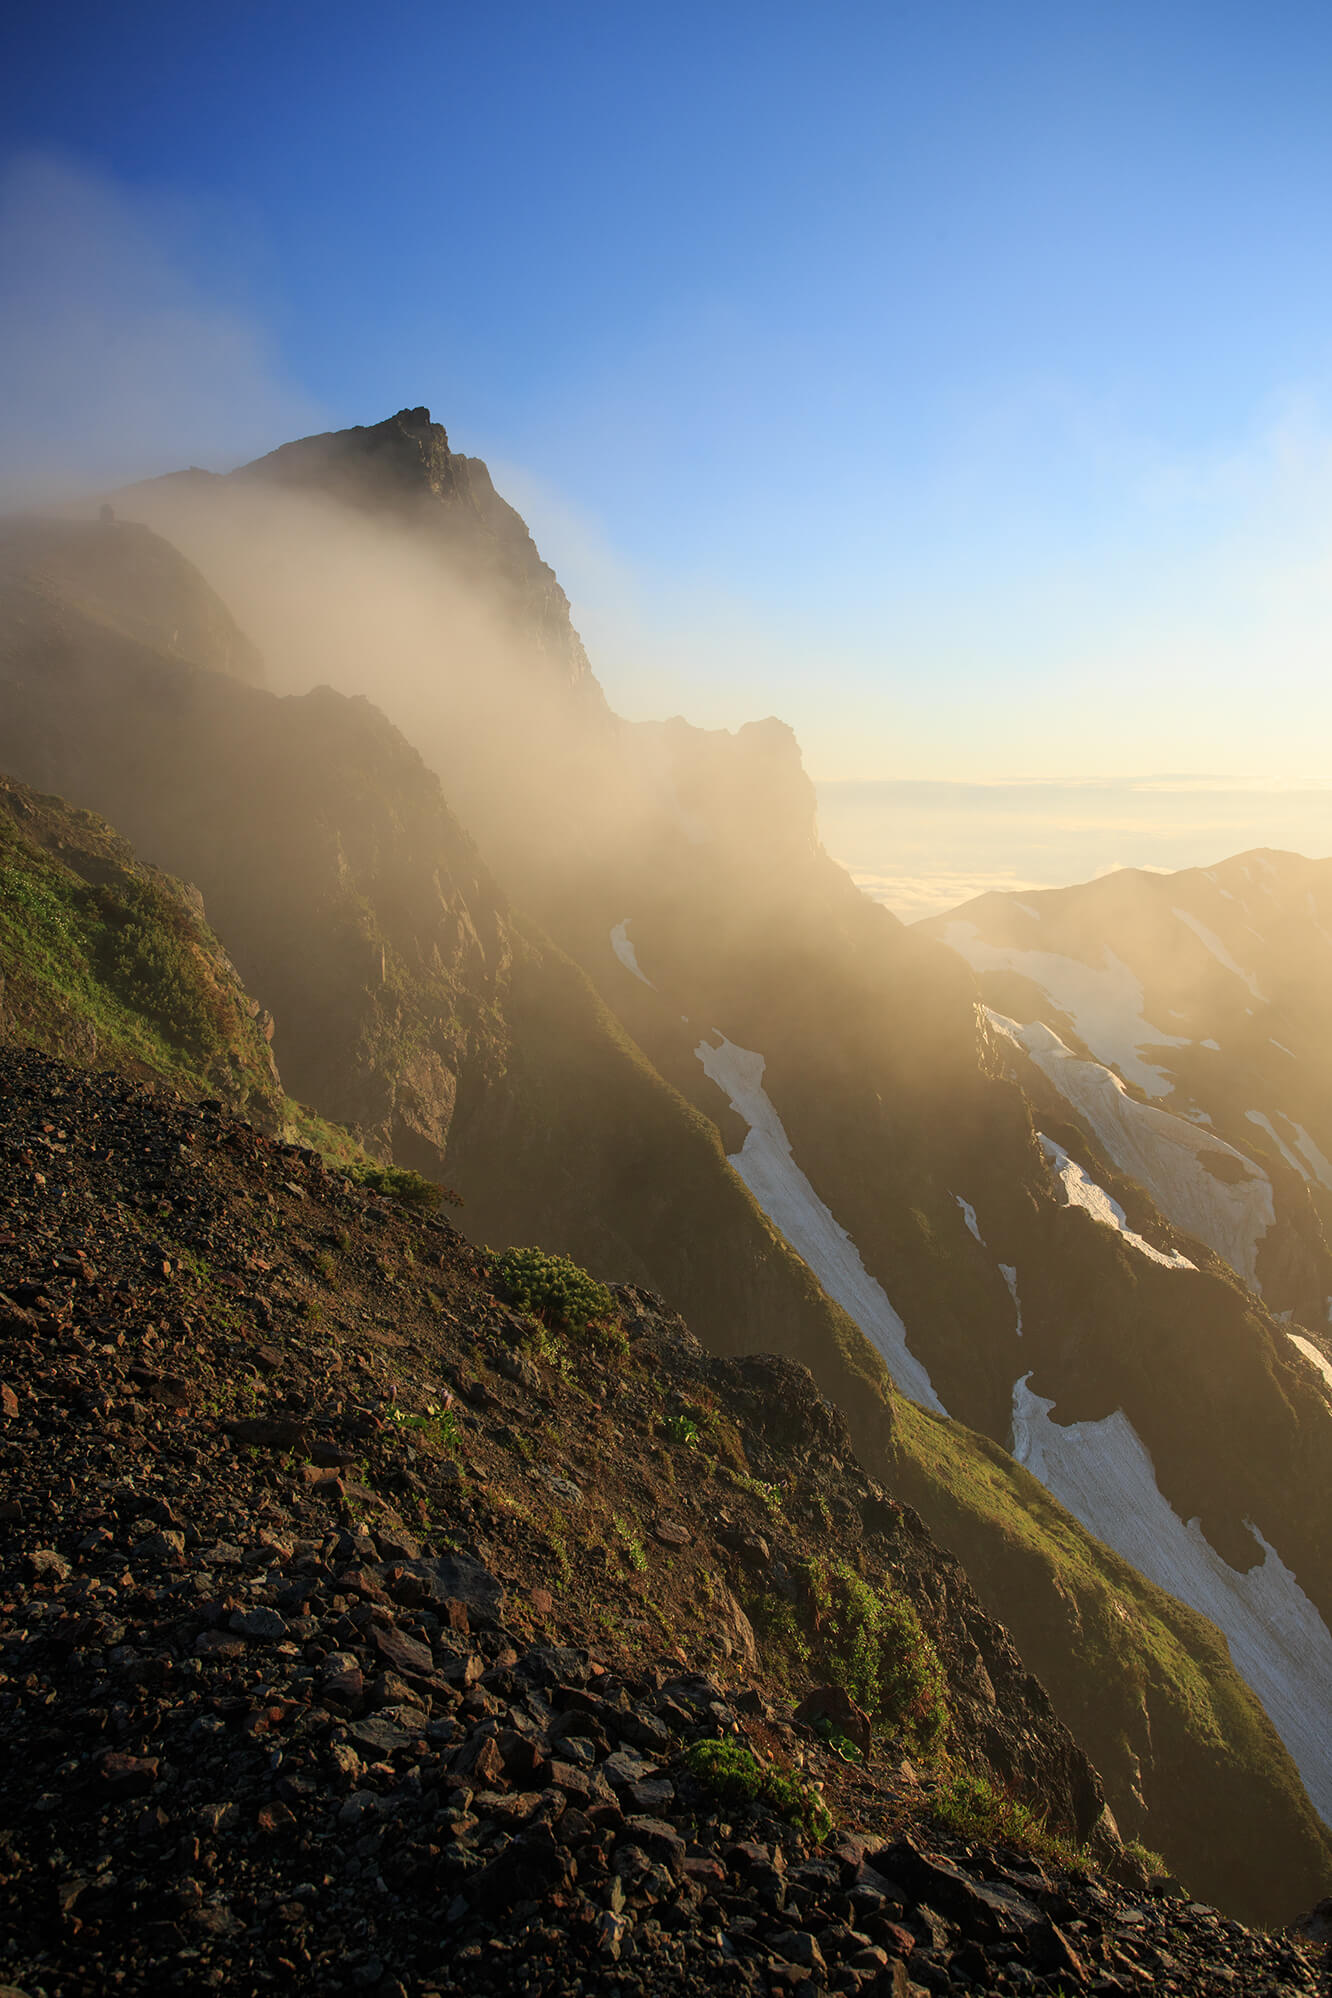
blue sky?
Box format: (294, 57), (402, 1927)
(6, 1), (1332, 788)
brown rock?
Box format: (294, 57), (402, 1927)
(96, 1751), (159, 1797)
(795, 1683), (873, 1756)
(369, 1622), (434, 1679)
(652, 1516), (691, 1547)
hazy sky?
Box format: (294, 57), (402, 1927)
(6, 2), (1332, 786)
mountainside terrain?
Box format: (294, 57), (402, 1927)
(2, 411), (1330, 1921)
(2, 1045), (1329, 1998)
(0, 772), (282, 1128)
(923, 854), (1332, 1337)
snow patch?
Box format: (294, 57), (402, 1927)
(609, 920), (655, 989)
(1288, 1334), (1332, 1393)
(1000, 1263), (1022, 1337)
(1038, 1134), (1197, 1270)
(1245, 1110), (1318, 1185)
(1200, 1038), (1221, 1051)
(1287, 1120), (1332, 1192)
(1173, 909), (1266, 1001)
(941, 926), (1187, 1095)
(1010, 1374), (1332, 1826)
(695, 1033), (946, 1413)
(954, 1194), (984, 1245)
(986, 1010), (1271, 1287)
(1270, 1040), (1296, 1059)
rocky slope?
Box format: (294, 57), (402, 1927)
(2, 1045), (1329, 1997)
(6, 422), (1331, 1913)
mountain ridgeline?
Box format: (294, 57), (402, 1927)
(1, 410), (1330, 1929)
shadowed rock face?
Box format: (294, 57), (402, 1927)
(212, 405), (604, 702)
(0, 514), (265, 685)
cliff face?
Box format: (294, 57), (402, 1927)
(5, 429), (1332, 1920)
(121, 406), (606, 708)
(0, 515), (264, 686)
(243, 408), (584, 668)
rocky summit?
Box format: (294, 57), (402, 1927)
(0, 1048), (1328, 1997)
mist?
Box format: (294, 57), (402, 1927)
(0, 154), (319, 506)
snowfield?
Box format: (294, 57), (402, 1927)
(694, 1032), (946, 1413)
(1038, 1133), (1197, 1271)
(1011, 1373), (1332, 1826)
(942, 924), (1188, 1095)
(609, 920), (655, 988)
(987, 1009), (1273, 1286)
(1288, 1332), (1332, 1394)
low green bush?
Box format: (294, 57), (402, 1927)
(931, 1768), (1089, 1868)
(349, 1161), (460, 1210)
(682, 1738), (831, 1840)
(493, 1245), (623, 1351)
(803, 1558), (949, 1756)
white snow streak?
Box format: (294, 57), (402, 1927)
(942, 925), (1187, 1095)
(1287, 1333), (1332, 1394)
(1011, 1374), (1332, 1826)
(954, 1194), (984, 1244)
(987, 1011), (1272, 1288)
(609, 920), (655, 988)
(1246, 1111), (1311, 1183)
(1172, 909), (1266, 1001)
(695, 1033), (946, 1413)
(1038, 1135), (1197, 1270)
(1288, 1121), (1332, 1192)
(1000, 1264), (1022, 1337)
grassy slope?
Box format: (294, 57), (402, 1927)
(892, 1398), (1332, 1924)
(0, 778), (283, 1128)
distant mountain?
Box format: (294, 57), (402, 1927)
(923, 856), (1332, 1349)
(5, 416), (1331, 1920)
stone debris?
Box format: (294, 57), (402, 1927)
(0, 1047), (1327, 1996)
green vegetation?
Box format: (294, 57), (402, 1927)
(893, 1398), (1332, 1914)
(347, 1159), (459, 1211)
(493, 1245), (625, 1353)
(932, 1768), (1087, 1867)
(0, 789), (280, 1120)
(612, 1514), (648, 1572)
(386, 1402), (461, 1453)
(731, 1472), (784, 1518)
(802, 1558), (949, 1756)
(682, 1738), (831, 1840)
(664, 1412), (701, 1447)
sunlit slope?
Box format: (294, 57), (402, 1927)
(892, 1399), (1332, 1925)
(0, 772), (282, 1126)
